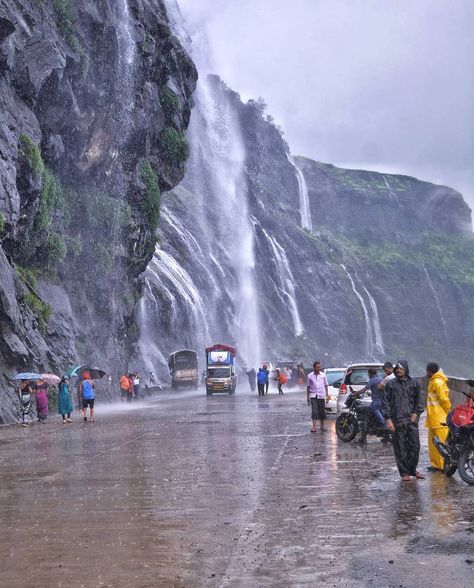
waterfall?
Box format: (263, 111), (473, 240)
(342, 265), (374, 357)
(287, 154), (312, 230)
(185, 77), (261, 368)
(115, 0), (136, 143)
(342, 265), (385, 357)
(422, 265), (449, 342)
(263, 228), (303, 336)
(361, 283), (385, 355)
(383, 175), (396, 201)
(137, 2), (262, 371)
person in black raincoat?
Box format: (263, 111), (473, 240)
(382, 360), (425, 481)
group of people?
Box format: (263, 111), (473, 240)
(18, 371), (96, 426)
(248, 364), (305, 396)
(305, 359), (453, 481)
(119, 372), (141, 402)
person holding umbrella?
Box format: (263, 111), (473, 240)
(18, 379), (34, 427)
(58, 376), (73, 423)
(79, 371), (96, 422)
(33, 377), (49, 423)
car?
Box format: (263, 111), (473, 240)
(323, 367), (346, 414)
(336, 363), (385, 415)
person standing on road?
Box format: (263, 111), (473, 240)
(58, 376), (73, 423)
(80, 371), (96, 423)
(256, 368), (266, 396)
(120, 373), (129, 403)
(18, 379), (33, 427)
(133, 373), (140, 400)
(307, 361), (329, 432)
(263, 365), (270, 395)
(425, 362), (451, 473)
(275, 368), (287, 395)
(246, 368), (257, 393)
(33, 378), (49, 423)
(382, 361), (425, 481)
(297, 364), (306, 390)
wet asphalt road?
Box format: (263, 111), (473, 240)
(0, 387), (473, 588)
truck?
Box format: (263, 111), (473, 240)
(168, 349), (199, 389)
(205, 344), (237, 396)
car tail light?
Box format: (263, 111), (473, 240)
(340, 383), (347, 394)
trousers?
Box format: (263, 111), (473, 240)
(392, 421), (420, 477)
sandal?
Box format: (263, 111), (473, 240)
(401, 475), (411, 482)
(415, 471), (425, 480)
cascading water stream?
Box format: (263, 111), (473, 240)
(383, 175), (396, 201)
(422, 265), (449, 342)
(342, 264), (374, 357)
(361, 283), (385, 355)
(114, 0), (136, 144)
(263, 228), (303, 336)
(287, 154), (312, 230)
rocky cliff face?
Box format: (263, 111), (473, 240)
(0, 0), (196, 423)
(138, 75), (474, 384)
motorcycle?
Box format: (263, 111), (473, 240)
(433, 380), (474, 485)
(336, 389), (391, 443)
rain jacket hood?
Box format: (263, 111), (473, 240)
(426, 370), (451, 429)
(395, 360), (410, 377)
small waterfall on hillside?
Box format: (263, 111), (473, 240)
(422, 265), (448, 342)
(361, 283), (385, 354)
(287, 155), (312, 230)
(114, 0), (136, 143)
(263, 228), (303, 336)
(342, 265), (384, 358)
(383, 175), (396, 201)
(342, 265), (373, 356)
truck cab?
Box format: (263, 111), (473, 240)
(205, 344), (237, 396)
(168, 350), (199, 389)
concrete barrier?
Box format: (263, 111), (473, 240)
(418, 375), (473, 408)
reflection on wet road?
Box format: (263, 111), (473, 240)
(0, 388), (473, 587)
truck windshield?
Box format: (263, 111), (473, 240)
(208, 368), (231, 378)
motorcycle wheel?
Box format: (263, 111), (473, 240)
(457, 446), (474, 485)
(336, 413), (357, 442)
(443, 458), (457, 477)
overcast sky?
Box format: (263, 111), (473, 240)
(177, 0), (474, 207)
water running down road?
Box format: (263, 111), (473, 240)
(0, 388), (472, 587)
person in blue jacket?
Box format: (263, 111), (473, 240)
(257, 368), (266, 396)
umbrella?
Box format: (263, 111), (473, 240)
(41, 373), (61, 386)
(67, 365), (106, 379)
(13, 372), (42, 381)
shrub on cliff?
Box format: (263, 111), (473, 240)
(141, 161), (161, 232)
(45, 233), (67, 267)
(160, 127), (189, 166)
(19, 134), (44, 176)
(160, 88), (180, 117)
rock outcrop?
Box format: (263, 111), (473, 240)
(0, 0), (196, 423)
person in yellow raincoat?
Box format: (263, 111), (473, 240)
(425, 362), (451, 472)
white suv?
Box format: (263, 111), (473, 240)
(323, 367), (346, 414)
(336, 363), (385, 415)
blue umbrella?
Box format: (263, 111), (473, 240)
(13, 372), (42, 381)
